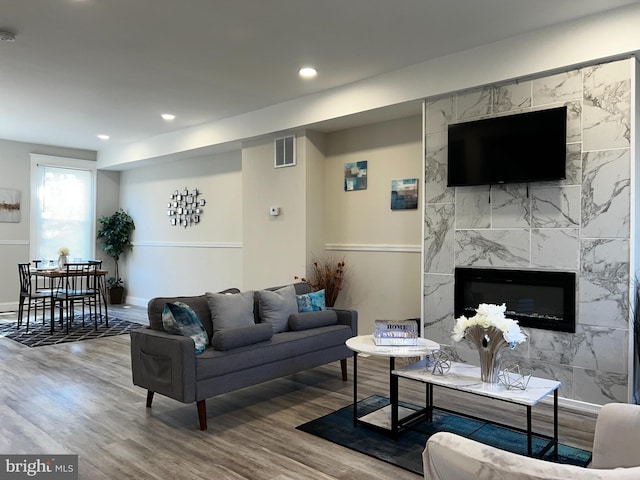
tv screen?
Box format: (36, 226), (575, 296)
(447, 106), (567, 187)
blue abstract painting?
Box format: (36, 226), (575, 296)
(391, 178), (418, 210)
(344, 160), (367, 191)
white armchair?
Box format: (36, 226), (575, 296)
(422, 403), (640, 480)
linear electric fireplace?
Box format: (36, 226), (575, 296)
(454, 267), (576, 333)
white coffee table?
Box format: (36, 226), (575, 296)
(345, 334), (440, 436)
(393, 360), (561, 457)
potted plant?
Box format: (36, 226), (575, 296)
(97, 209), (135, 304)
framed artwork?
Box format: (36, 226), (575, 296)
(344, 161), (367, 191)
(390, 178), (418, 210)
(0, 188), (21, 223)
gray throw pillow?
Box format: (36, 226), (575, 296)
(206, 290), (255, 332)
(288, 310), (338, 331)
(211, 323), (273, 351)
(257, 285), (298, 334)
(162, 301), (209, 355)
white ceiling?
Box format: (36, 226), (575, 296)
(1, 0), (639, 152)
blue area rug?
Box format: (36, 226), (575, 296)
(296, 395), (592, 476)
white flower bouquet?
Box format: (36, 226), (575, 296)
(58, 246), (69, 256)
(452, 303), (527, 347)
(452, 303), (527, 383)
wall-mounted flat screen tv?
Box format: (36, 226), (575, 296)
(447, 106), (567, 187)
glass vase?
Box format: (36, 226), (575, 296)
(464, 325), (509, 383)
(58, 254), (68, 270)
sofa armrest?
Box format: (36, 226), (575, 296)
(591, 403), (640, 469)
(330, 308), (358, 336)
(423, 431), (640, 480)
(130, 327), (197, 404)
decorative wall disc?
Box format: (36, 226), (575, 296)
(167, 187), (205, 228)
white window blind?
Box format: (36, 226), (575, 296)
(30, 154), (97, 263)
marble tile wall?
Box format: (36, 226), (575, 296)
(423, 58), (634, 405)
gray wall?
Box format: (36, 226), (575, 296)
(0, 139), (111, 311)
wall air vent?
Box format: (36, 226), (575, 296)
(274, 135), (296, 168)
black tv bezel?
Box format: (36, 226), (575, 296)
(446, 106), (567, 187)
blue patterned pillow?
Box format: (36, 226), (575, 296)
(162, 301), (209, 355)
(296, 289), (326, 312)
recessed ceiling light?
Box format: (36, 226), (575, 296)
(97, 134), (110, 140)
(161, 113), (176, 121)
(0, 30), (16, 43)
(299, 67), (317, 79)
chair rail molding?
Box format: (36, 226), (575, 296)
(326, 243), (421, 253)
(0, 240), (29, 245)
(132, 241), (242, 249)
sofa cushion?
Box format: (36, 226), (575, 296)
(206, 290), (255, 332)
(162, 301), (209, 355)
(257, 285), (298, 334)
(296, 289), (326, 312)
(196, 324), (352, 380)
(147, 288), (240, 338)
(289, 310), (337, 331)
(211, 323), (273, 351)
(423, 431), (640, 480)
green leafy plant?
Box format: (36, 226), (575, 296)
(295, 255), (347, 307)
(97, 209), (135, 288)
(106, 277), (124, 289)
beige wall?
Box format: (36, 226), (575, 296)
(324, 115), (423, 334)
(0, 139), (98, 311)
(120, 151), (243, 303)
(304, 130), (327, 262)
(0, 114), (425, 331)
(242, 134), (309, 290)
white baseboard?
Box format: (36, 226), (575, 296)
(0, 302), (18, 313)
(541, 394), (602, 414)
(122, 296), (148, 308)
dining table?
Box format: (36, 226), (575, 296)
(31, 263), (109, 333)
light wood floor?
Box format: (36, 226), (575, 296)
(0, 305), (598, 479)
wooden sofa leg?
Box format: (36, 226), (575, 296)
(197, 400), (208, 430)
(340, 359), (348, 381)
(146, 390), (154, 408)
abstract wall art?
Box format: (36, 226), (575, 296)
(344, 160), (367, 191)
(391, 178), (418, 210)
(0, 188), (21, 222)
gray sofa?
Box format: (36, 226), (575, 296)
(130, 283), (358, 430)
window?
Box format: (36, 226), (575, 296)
(30, 154), (97, 263)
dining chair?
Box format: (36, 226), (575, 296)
(86, 260), (107, 329)
(30, 259), (56, 327)
(54, 262), (99, 333)
(17, 262), (54, 333)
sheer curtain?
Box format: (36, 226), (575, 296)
(30, 154), (97, 264)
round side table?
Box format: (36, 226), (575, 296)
(345, 334), (440, 436)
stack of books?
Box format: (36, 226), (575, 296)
(373, 319), (419, 346)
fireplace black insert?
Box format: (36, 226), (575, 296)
(454, 267), (576, 333)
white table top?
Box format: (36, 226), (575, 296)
(393, 360), (560, 407)
(346, 334), (440, 358)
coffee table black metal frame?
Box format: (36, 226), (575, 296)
(345, 335), (440, 438)
(392, 361), (560, 458)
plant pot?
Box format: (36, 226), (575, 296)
(108, 286), (125, 305)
